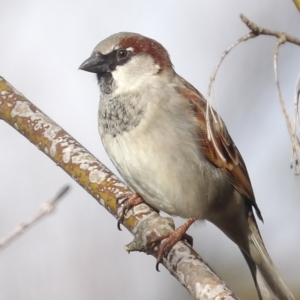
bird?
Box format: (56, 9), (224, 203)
(79, 32), (295, 300)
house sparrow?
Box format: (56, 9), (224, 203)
(79, 32), (295, 300)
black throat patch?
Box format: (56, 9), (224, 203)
(98, 73), (115, 94)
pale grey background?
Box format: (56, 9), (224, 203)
(0, 1), (299, 299)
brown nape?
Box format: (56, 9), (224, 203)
(119, 36), (173, 71)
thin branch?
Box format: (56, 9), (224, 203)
(0, 185), (70, 249)
(292, 75), (300, 171)
(240, 14), (300, 46)
(0, 77), (239, 300)
(207, 14), (300, 176)
(240, 14), (300, 175)
(207, 32), (256, 99)
(207, 32), (256, 159)
(274, 37), (300, 175)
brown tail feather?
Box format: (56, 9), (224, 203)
(244, 214), (295, 300)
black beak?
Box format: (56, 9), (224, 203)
(79, 54), (108, 73)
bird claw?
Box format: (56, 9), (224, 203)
(154, 218), (195, 271)
(117, 196), (195, 271)
(117, 194), (144, 230)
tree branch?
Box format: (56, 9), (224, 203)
(240, 14), (300, 175)
(0, 185), (70, 249)
(293, 0), (300, 12)
(0, 77), (239, 300)
(240, 14), (300, 46)
(208, 14), (300, 176)
(273, 36), (300, 175)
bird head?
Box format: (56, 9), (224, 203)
(79, 32), (173, 94)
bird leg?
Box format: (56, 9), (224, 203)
(155, 217), (196, 271)
(117, 193), (144, 230)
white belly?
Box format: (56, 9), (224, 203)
(99, 97), (231, 220)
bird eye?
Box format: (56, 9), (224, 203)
(117, 49), (128, 60)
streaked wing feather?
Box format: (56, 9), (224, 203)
(175, 75), (263, 221)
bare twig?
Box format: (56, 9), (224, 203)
(240, 14), (300, 175)
(207, 14), (300, 176)
(240, 14), (300, 46)
(208, 32), (256, 99)
(0, 185), (70, 249)
(274, 36), (300, 175)
(207, 32), (256, 158)
(292, 75), (300, 172)
(0, 77), (239, 300)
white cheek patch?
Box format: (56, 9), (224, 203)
(112, 55), (159, 93)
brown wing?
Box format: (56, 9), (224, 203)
(175, 75), (263, 221)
